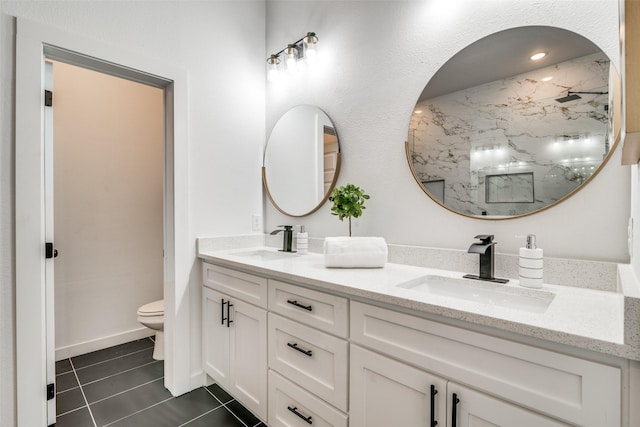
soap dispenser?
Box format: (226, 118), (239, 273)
(519, 234), (543, 289)
(296, 225), (308, 255)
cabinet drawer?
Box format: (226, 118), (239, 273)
(268, 280), (348, 337)
(268, 370), (348, 427)
(350, 301), (620, 427)
(202, 263), (267, 308)
(268, 313), (348, 411)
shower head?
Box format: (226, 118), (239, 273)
(554, 90), (608, 103)
(555, 93), (582, 103)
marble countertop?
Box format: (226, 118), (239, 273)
(199, 246), (640, 361)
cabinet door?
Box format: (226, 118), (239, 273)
(202, 287), (230, 389)
(350, 345), (447, 427)
(448, 383), (570, 427)
(229, 297), (268, 421)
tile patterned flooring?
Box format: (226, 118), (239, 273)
(55, 337), (266, 427)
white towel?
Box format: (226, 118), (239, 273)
(323, 237), (388, 268)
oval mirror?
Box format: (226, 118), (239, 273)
(264, 105), (341, 216)
(407, 26), (620, 219)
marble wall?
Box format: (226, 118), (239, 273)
(410, 52), (611, 216)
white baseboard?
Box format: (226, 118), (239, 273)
(191, 370), (208, 390)
(55, 327), (154, 360)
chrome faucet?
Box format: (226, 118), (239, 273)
(271, 225), (294, 252)
(463, 235), (509, 284)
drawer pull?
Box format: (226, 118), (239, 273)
(430, 385), (438, 427)
(287, 342), (313, 357)
(451, 393), (460, 427)
(287, 299), (313, 311)
(288, 406), (313, 424)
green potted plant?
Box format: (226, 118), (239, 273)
(328, 184), (370, 237)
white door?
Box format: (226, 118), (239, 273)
(44, 60), (57, 426)
(447, 383), (570, 427)
(350, 345), (447, 427)
(202, 287), (231, 388)
(229, 297), (268, 421)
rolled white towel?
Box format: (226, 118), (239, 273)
(323, 236), (388, 268)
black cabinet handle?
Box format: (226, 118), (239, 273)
(287, 342), (313, 357)
(430, 385), (438, 427)
(451, 393), (460, 427)
(221, 299), (233, 327)
(226, 302), (233, 327)
(287, 299), (312, 311)
(287, 406), (313, 424)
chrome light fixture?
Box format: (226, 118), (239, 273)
(267, 32), (319, 82)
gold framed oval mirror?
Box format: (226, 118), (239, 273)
(263, 105), (341, 217)
(407, 26), (620, 219)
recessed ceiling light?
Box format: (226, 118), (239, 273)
(530, 52), (547, 61)
(414, 110), (423, 114)
(541, 76), (553, 82)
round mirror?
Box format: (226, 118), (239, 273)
(407, 26), (620, 219)
(264, 105), (341, 216)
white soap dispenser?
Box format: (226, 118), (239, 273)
(296, 225), (308, 255)
(519, 234), (543, 289)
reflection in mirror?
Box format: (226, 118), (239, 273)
(264, 105), (341, 216)
(407, 26), (619, 219)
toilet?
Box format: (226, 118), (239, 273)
(137, 299), (164, 360)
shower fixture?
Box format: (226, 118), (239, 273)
(555, 91), (608, 103)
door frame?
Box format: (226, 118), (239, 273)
(16, 17), (191, 426)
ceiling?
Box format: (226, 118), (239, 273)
(419, 26), (602, 101)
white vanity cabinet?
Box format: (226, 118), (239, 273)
(202, 263), (268, 421)
(350, 301), (621, 427)
(350, 344), (447, 427)
(350, 345), (569, 427)
(267, 279), (349, 427)
(199, 257), (628, 427)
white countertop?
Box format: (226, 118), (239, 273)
(199, 246), (640, 361)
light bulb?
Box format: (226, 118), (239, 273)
(285, 45), (298, 73)
(303, 32), (318, 65)
(266, 54), (280, 82)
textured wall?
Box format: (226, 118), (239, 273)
(265, 0), (628, 262)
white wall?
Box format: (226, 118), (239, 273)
(52, 61), (163, 358)
(0, 1), (265, 425)
(265, 0), (629, 263)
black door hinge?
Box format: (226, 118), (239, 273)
(47, 383), (55, 400)
(45, 243), (58, 259)
(45, 90), (53, 107)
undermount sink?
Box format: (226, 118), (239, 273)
(232, 249), (294, 261)
(397, 274), (555, 313)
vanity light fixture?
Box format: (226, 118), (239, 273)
(266, 32), (319, 82)
(529, 51), (547, 61)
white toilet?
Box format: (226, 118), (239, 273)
(137, 299), (164, 360)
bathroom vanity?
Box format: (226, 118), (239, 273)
(199, 244), (639, 427)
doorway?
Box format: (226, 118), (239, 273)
(48, 60), (164, 361)
(16, 18), (191, 427)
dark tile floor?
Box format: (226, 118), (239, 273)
(55, 337), (266, 427)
